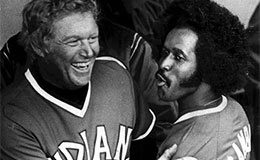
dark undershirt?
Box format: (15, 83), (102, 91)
(30, 63), (88, 109)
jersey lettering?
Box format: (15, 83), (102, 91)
(232, 124), (251, 160)
(54, 142), (84, 160)
(52, 125), (132, 160)
(54, 151), (63, 160)
(80, 131), (91, 160)
(93, 126), (112, 160)
(114, 126), (132, 160)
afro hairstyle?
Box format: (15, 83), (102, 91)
(156, 0), (250, 95)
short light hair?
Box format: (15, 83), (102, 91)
(19, 0), (99, 59)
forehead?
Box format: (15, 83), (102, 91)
(164, 28), (198, 50)
(52, 12), (98, 38)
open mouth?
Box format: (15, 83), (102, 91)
(71, 62), (90, 71)
(156, 71), (168, 87)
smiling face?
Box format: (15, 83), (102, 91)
(41, 12), (99, 90)
(156, 27), (200, 101)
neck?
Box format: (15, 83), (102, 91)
(35, 60), (82, 90)
(177, 82), (221, 116)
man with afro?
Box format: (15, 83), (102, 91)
(155, 0), (251, 159)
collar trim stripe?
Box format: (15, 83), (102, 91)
(25, 69), (90, 118)
(174, 95), (227, 124)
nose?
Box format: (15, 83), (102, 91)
(79, 40), (94, 58)
(159, 54), (174, 71)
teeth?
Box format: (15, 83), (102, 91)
(72, 62), (89, 69)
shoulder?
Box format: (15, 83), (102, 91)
(1, 76), (30, 105)
(93, 56), (133, 86)
(217, 96), (250, 142)
(223, 96), (249, 125)
(217, 96), (251, 160)
(96, 56), (127, 70)
(1, 75), (46, 126)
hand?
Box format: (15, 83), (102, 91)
(157, 144), (198, 160)
(158, 144), (177, 160)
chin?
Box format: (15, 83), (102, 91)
(158, 90), (171, 101)
(75, 79), (90, 86)
(159, 96), (173, 102)
(159, 90), (180, 102)
(68, 76), (89, 89)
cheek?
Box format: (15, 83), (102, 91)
(51, 45), (76, 61)
(44, 48), (73, 73)
(168, 68), (181, 84)
(91, 41), (100, 55)
(178, 62), (197, 79)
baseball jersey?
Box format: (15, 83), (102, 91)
(0, 57), (155, 160)
(157, 95), (251, 160)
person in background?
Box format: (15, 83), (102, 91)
(155, 0), (251, 159)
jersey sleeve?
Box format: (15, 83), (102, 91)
(129, 34), (160, 106)
(1, 107), (49, 160)
(131, 81), (156, 141)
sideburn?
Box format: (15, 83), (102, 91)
(179, 69), (202, 88)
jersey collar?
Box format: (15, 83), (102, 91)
(174, 95), (227, 124)
(25, 69), (91, 118)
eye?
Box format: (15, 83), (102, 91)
(171, 48), (185, 62)
(64, 38), (80, 47)
(88, 35), (98, 44)
(161, 47), (184, 61)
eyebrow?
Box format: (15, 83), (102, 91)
(62, 32), (99, 42)
(62, 36), (81, 42)
(164, 47), (184, 55)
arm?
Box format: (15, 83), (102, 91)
(129, 36), (161, 106)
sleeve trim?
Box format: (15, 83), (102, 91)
(130, 33), (142, 61)
(132, 109), (156, 141)
(96, 56), (127, 70)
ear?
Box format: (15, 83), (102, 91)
(38, 36), (52, 57)
(31, 44), (46, 57)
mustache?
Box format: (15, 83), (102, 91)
(155, 69), (171, 86)
(156, 69), (202, 88)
